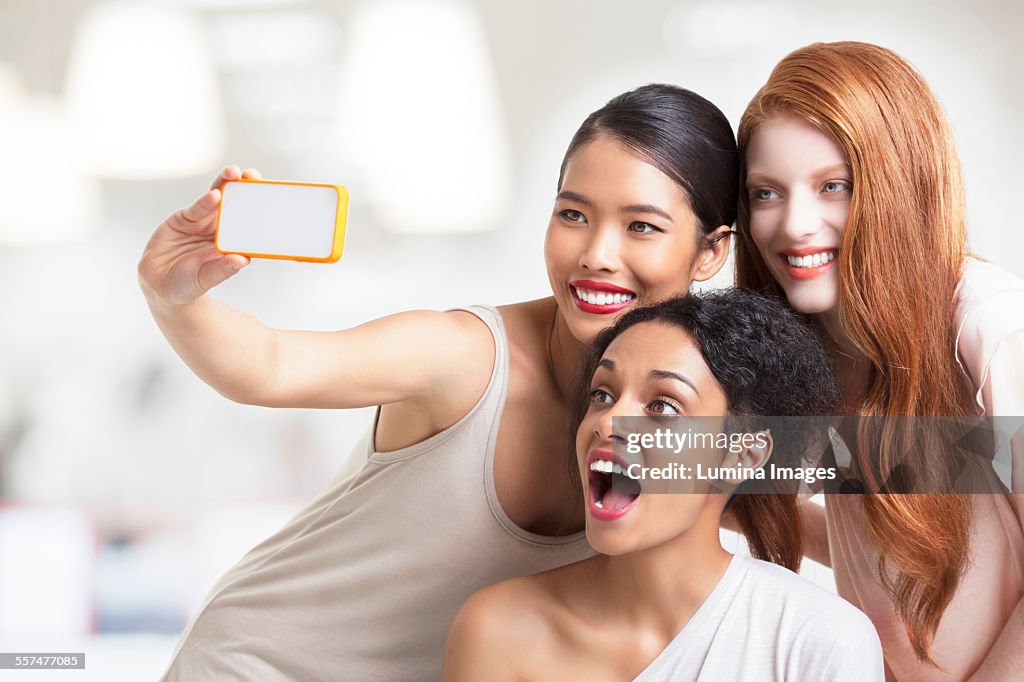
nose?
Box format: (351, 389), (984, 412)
(578, 223), (622, 273)
(595, 399), (632, 446)
(780, 190), (822, 242)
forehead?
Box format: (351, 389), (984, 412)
(562, 135), (691, 208)
(600, 322), (717, 388)
(746, 116), (848, 174)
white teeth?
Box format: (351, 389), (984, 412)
(786, 251), (835, 268)
(594, 499), (604, 509)
(589, 459), (617, 473)
(574, 287), (637, 306)
(612, 463), (623, 475)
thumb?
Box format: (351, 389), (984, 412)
(196, 254), (250, 293)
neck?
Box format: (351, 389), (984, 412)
(814, 308), (871, 412)
(546, 304), (589, 404)
(815, 308), (858, 358)
(593, 507), (732, 637)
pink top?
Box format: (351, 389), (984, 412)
(826, 258), (1024, 681)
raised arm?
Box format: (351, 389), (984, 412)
(138, 166), (494, 411)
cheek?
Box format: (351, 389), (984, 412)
(748, 211), (776, 255)
(825, 202), (850, 232)
(575, 415), (595, 467)
(629, 241), (698, 292)
(542, 226), (558, 269)
(544, 224), (578, 274)
(646, 495), (705, 534)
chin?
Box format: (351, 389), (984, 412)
(586, 532), (637, 557)
(782, 288), (839, 316)
(563, 311), (616, 345)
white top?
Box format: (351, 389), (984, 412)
(633, 555), (884, 681)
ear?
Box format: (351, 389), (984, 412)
(691, 225), (733, 282)
(737, 430), (773, 471)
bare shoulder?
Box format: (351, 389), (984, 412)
(443, 577), (558, 681)
(449, 576), (559, 645)
(496, 298), (558, 352)
(495, 298), (561, 396)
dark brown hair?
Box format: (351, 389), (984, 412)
(559, 84), (738, 237)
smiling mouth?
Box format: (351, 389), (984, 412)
(569, 282), (638, 315)
(588, 458), (642, 514)
(782, 249), (837, 268)
(777, 249), (838, 279)
(572, 286), (637, 306)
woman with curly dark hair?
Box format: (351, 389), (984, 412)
(445, 290), (883, 681)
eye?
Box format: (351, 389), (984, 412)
(648, 398), (681, 416)
(822, 181), (851, 195)
(751, 188), (778, 201)
(627, 221), (663, 235)
(559, 209), (586, 223)
(589, 388), (614, 405)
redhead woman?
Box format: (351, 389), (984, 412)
(138, 84), (738, 680)
(444, 291), (883, 681)
(735, 41), (1024, 680)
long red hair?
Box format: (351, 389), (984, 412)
(735, 42), (975, 664)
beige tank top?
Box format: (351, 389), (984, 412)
(161, 305), (594, 681)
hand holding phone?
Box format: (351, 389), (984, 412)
(215, 179), (349, 263)
(138, 167), (348, 308)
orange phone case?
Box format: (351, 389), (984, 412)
(214, 178), (349, 263)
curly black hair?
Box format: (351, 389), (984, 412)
(569, 288), (841, 569)
(572, 288), (838, 433)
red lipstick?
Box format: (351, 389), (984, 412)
(569, 280), (637, 315)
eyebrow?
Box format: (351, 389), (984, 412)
(596, 359), (699, 396)
(649, 369), (700, 396)
(622, 203), (673, 221)
(556, 192), (673, 222)
(557, 191), (593, 206)
(746, 164), (851, 187)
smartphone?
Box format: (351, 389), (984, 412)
(215, 179), (349, 263)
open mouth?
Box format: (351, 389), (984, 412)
(588, 457), (642, 518)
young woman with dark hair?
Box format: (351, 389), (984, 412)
(735, 41), (1024, 679)
(138, 84), (739, 680)
(444, 290), (883, 681)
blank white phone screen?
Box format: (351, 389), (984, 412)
(218, 182), (339, 258)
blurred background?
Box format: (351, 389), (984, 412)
(0, 0), (1021, 678)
